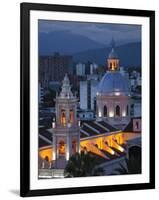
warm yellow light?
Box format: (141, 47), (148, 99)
(52, 149), (56, 160)
(59, 143), (65, 154)
(112, 63), (115, 71)
(61, 111), (66, 126)
(111, 150), (115, 155)
(70, 111), (74, 123)
(117, 146), (124, 152)
(39, 148), (52, 162)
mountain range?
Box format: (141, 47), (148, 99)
(73, 42), (141, 67)
(39, 31), (105, 55)
(39, 31), (141, 67)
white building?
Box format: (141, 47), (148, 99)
(76, 63), (85, 76)
(80, 79), (99, 110)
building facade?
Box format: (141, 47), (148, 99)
(80, 79), (99, 110)
(39, 52), (72, 88)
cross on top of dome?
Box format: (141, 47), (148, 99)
(59, 74), (73, 98)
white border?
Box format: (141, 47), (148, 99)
(30, 10), (150, 190)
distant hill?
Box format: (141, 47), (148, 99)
(39, 31), (105, 55)
(72, 42), (141, 67)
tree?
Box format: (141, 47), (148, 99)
(64, 151), (104, 177)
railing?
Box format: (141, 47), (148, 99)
(38, 168), (64, 178)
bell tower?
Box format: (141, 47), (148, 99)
(52, 74), (80, 168)
(107, 38), (119, 71)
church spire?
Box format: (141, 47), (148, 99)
(60, 74), (73, 98)
(110, 37), (115, 49)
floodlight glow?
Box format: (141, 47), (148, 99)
(115, 92), (120, 96)
(109, 111), (114, 117)
(98, 111), (102, 117)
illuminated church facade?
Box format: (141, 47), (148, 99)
(38, 43), (141, 177)
(96, 45), (131, 129)
(52, 74), (80, 168)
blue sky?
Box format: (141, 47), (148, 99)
(39, 20), (141, 46)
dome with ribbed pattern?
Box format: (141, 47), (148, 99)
(98, 71), (130, 95)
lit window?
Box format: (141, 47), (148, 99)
(69, 109), (74, 124)
(61, 109), (66, 126)
(59, 141), (65, 155)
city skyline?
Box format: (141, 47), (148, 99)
(38, 36), (142, 178)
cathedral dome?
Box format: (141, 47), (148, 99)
(98, 71), (130, 96)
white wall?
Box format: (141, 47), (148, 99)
(0, 0), (158, 199)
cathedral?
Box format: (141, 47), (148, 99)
(38, 42), (141, 178)
(96, 43), (131, 129)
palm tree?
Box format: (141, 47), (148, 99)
(64, 151), (104, 177)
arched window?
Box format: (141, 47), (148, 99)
(61, 109), (66, 126)
(104, 105), (107, 117)
(69, 109), (74, 124)
(126, 105), (129, 116)
(115, 105), (120, 116)
(59, 140), (65, 155)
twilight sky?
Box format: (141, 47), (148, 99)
(39, 20), (141, 46)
